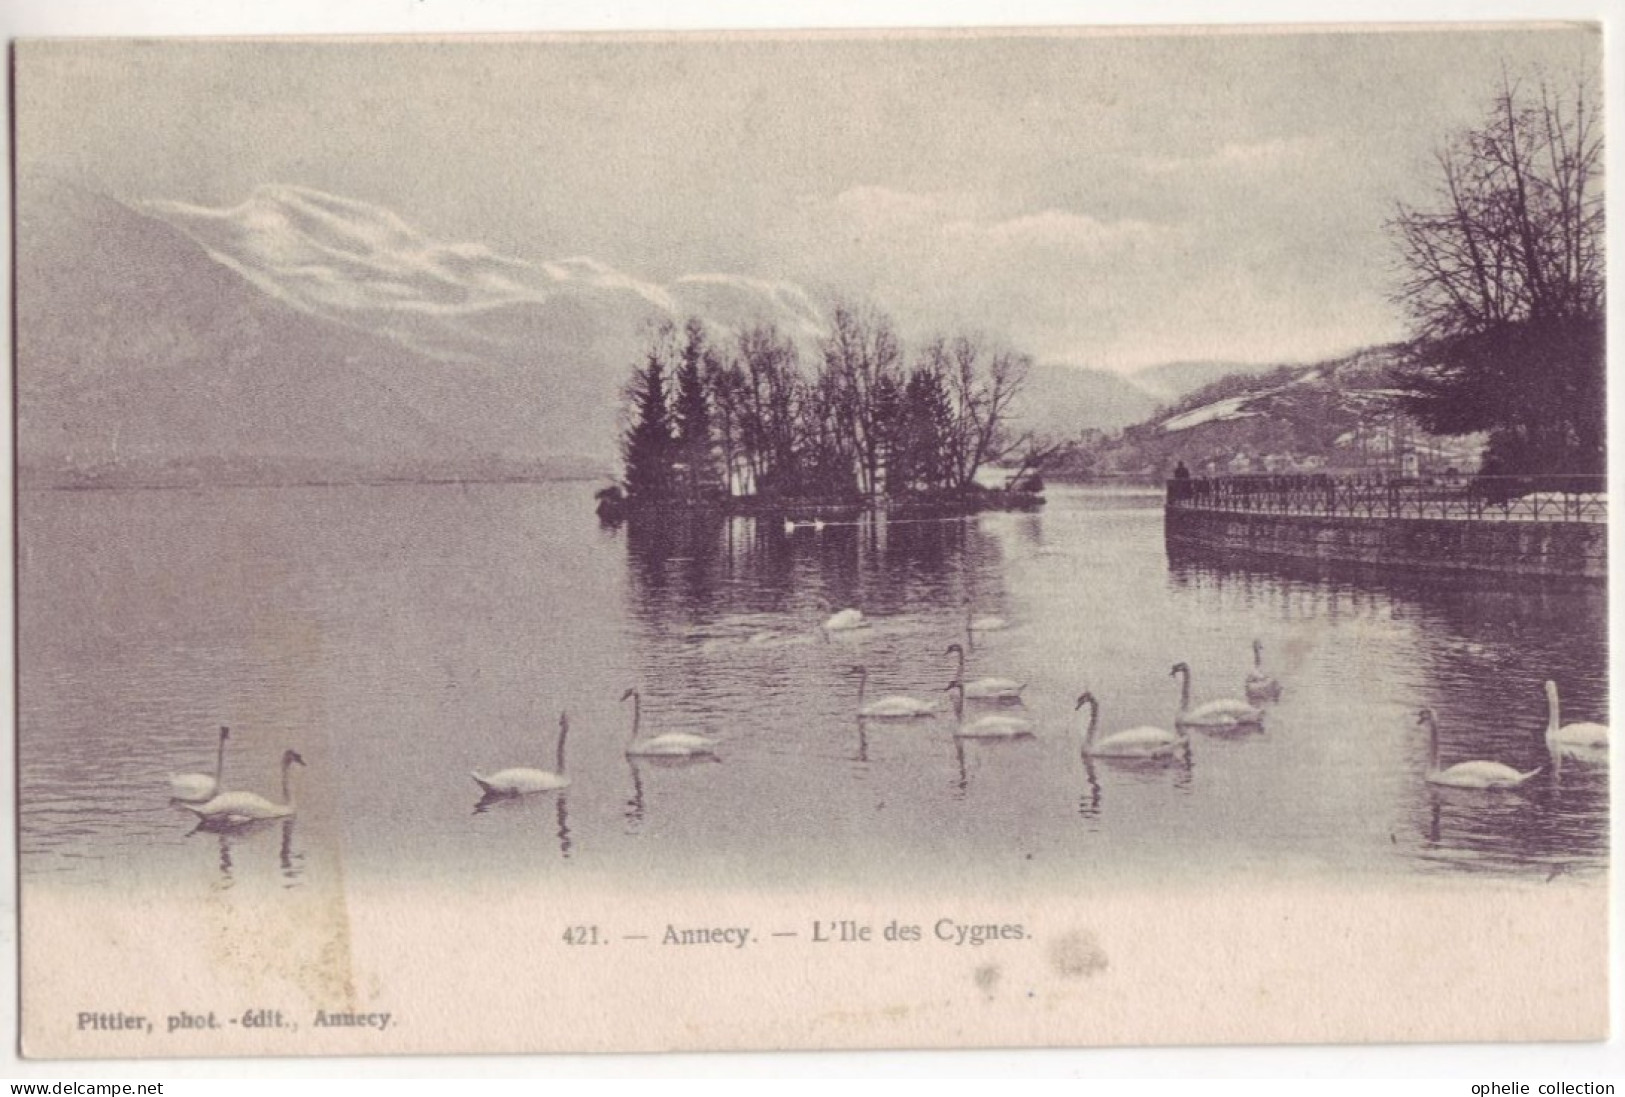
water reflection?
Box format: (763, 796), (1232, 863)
(20, 482), (1607, 890)
(1169, 542), (1607, 878)
(472, 790), (573, 860)
(194, 817), (305, 889)
(1077, 750), (1196, 820)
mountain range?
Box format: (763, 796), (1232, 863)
(17, 177), (1282, 483)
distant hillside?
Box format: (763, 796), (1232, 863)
(1014, 362), (1159, 438)
(1049, 345), (1484, 479)
(1126, 359), (1283, 405)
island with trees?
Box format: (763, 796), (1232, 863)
(597, 302), (1050, 523)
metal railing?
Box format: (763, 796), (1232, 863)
(1166, 474), (1607, 524)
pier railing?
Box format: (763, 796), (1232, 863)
(1166, 474), (1607, 524)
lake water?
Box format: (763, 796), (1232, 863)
(18, 482), (1609, 895)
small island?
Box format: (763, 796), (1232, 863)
(597, 305), (1049, 524)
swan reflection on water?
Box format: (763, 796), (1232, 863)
(473, 789), (573, 859)
(624, 753), (722, 830)
(194, 817), (304, 889)
(1078, 750), (1196, 818)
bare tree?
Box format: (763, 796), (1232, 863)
(818, 301), (904, 497)
(934, 333), (1033, 489)
(1388, 69), (1603, 475)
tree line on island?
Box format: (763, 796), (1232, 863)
(607, 302), (1045, 516)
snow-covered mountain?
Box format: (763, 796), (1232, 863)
(18, 177), (1153, 479)
(17, 179), (829, 475)
(141, 186), (828, 366)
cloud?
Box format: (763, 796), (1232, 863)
(1130, 136), (1326, 178)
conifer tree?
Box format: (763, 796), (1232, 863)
(621, 339), (676, 502)
(672, 318), (723, 501)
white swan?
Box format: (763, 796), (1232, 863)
(1244, 639), (1283, 704)
(182, 749), (305, 827)
(1075, 691), (1186, 758)
(622, 688), (720, 757)
(944, 644), (1024, 701)
(823, 607), (870, 632)
(851, 666), (937, 719)
(473, 712), (572, 797)
(1171, 662), (1264, 729)
(1419, 709), (1541, 789)
(946, 680), (1033, 738)
(1544, 680), (1608, 756)
(170, 725), (230, 803)
(783, 518), (797, 534)
(813, 517), (827, 532)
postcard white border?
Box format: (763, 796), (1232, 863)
(2, 0), (1621, 1080)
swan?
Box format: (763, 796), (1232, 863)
(944, 644), (1024, 701)
(182, 749), (305, 827)
(170, 725), (231, 803)
(472, 712), (573, 797)
(813, 517), (827, 532)
(1244, 639), (1283, 704)
(1075, 691), (1186, 758)
(823, 607), (870, 632)
(1418, 709), (1541, 789)
(851, 666), (937, 719)
(1543, 680), (1608, 755)
(1170, 662), (1264, 729)
(622, 688), (720, 757)
(783, 518), (797, 534)
(946, 680), (1033, 738)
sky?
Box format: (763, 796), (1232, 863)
(15, 24), (1601, 372)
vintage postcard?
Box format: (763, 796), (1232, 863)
(13, 24), (1608, 1060)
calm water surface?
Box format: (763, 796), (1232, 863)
(19, 483), (1608, 893)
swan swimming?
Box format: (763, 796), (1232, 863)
(944, 643), (1024, 701)
(472, 712), (573, 798)
(1543, 680), (1608, 758)
(946, 680), (1033, 738)
(1244, 639), (1283, 704)
(851, 666), (937, 719)
(1170, 662), (1264, 730)
(823, 607), (870, 632)
(170, 725), (231, 803)
(1418, 708), (1541, 789)
(1075, 691), (1186, 758)
(181, 749), (305, 827)
(622, 688), (720, 757)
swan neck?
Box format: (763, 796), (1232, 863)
(281, 757), (295, 807)
(556, 721), (569, 773)
(1080, 700), (1099, 747)
(629, 694), (641, 743)
(1425, 714), (1439, 771)
(1178, 669), (1191, 710)
(214, 732), (227, 783)
(1545, 683), (1560, 735)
